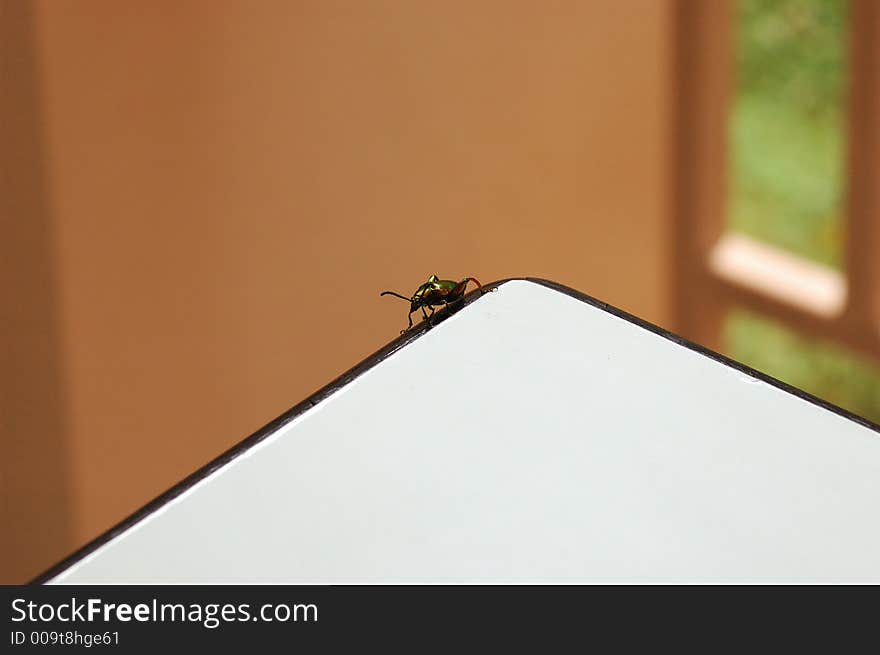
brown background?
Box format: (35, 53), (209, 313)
(2, 0), (678, 583)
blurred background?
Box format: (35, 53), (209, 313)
(2, 0), (879, 583)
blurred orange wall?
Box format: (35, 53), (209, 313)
(1, 0), (674, 582)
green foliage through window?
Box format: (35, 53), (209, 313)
(726, 312), (880, 424)
(728, 0), (847, 268)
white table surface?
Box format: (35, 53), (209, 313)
(46, 279), (880, 583)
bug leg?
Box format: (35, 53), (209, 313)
(400, 311), (415, 335)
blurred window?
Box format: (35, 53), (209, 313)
(722, 0), (880, 423)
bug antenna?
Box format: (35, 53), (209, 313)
(380, 291), (411, 302)
(466, 277), (485, 294)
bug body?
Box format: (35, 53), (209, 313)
(381, 275), (485, 333)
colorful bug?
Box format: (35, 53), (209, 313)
(381, 275), (486, 333)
